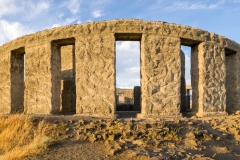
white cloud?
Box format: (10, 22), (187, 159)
(116, 41), (140, 88)
(64, 17), (78, 24)
(66, 0), (81, 14)
(181, 46), (191, 85)
(117, 41), (140, 54)
(156, 0), (226, 11)
(24, 0), (51, 19)
(185, 55), (191, 85)
(51, 24), (61, 28)
(92, 10), (103, 18)
(51, 17), (78, 28)
(34, 1), (50, 14)
(0, 0), (51, 20)
(179, 2), (206, 9)
(0, 20), (30, 45)
(86, 19), (93, 22)
(57, 13), (64, 19)
(0, 0), (21, 17)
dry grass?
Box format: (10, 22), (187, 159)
(0, 114), (52, 160)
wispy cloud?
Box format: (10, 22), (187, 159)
(0, 0), (51, 20)
(173, 0), (225, 10)
(88, 0), (111, 19)
(66, 0), (81, 14)
(0, 0), (52, 44)
(86, 19), (93, 22)
(92, 10), (103, 18)
(34, 1), (50, 14)
(0, 20), (31, 44)
(156, 0), (226, 11)
(172, 0), (226, 10)
(0, 0), (22, 17)
(51, 16), (79, 28)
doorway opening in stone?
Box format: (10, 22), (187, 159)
(11, 47), (25, 113)
(225, 48), (237, 114)
(180, 39), (200, 117)
(180, 45), (192, 113)
(51, 38), (76, 114)
(115, 33), (142, 118)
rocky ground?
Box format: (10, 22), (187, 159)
(23, 112), (240, 160)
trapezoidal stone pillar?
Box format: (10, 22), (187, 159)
(0, 47), (11, 114)
(75, 34), (116, 117)
(195, 42), (227, 117)
(180, 50), (186, 111)
(134, 86), (141, 111)
(24, 43), (53, 114)
(137, 35), (182, 118)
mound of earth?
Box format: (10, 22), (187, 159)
(23, 113), (240, 160)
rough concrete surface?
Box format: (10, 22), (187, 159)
(0, 19), (240, 117)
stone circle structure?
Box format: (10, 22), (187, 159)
(0, 19), (240, 118)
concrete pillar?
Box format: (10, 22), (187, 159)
(134, 86), (141, 111)
(0, 47), (11, 114)
(138, 35), (181, 118)
(24, 43), (52, 114)
(191, 45), (199, 114)
(196, 42), (227, 117)
(75, 34), (115, 117)
(50, 43), (61, 113)
(186, 89), (191, 111)
(180, 50), (186, 111)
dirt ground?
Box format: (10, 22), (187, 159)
(22, 112), (240, 160)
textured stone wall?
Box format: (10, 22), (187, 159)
(0, 46), (11, 114)
(24, 44), (52, 114)
(75, 34), (115, 116)
(0, 19), (240, 117)
(196, 43), (226, 117)
(50, 43), (61, 113)
(191, 45), (199, 114)
(140, 35), (181, 117)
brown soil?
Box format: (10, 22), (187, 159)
(22, 113), (240, 160)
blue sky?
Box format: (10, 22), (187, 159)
(1, 0), (240, 88)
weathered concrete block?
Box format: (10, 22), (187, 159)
(24, 44), (52, 114)
(139, 35), (182, 117)
(75, 35), (115, 116)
